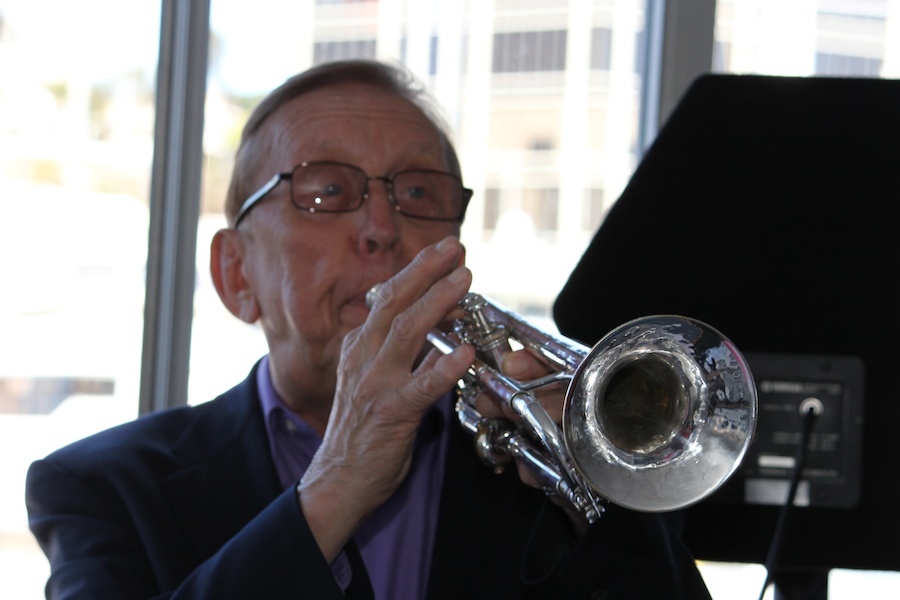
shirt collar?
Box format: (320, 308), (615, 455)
(257, 355), (320, 443)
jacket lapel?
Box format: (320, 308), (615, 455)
(160, 363), (284, 562)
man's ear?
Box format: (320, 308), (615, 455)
(210, 229), (260, 324)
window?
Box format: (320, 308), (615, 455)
(522, 187), (559, 236)
(429, 35), (438, 75)
(483, 187), (502, 232)
(815, 52), (883, 76)
(313, 39), (377, 64)
(583, 187), (606, 233)
(0, 1), (160, 596)
(590, 27), (612, 70)
(492, 30), (568, 72)
(480, 186), (558, 240)
(206, 2), (648, 338)
(714, 0), (890, 77)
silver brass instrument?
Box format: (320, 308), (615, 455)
(370, 288), (757, 524)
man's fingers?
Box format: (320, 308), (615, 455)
(501, 348), (553, 379)
(366, 236), (464, 328)
(402, 343), (474, 412)
(372, 253), (470, 369)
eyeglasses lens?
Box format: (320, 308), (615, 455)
(291, 163), (462, 219)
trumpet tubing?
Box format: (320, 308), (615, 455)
(369, 286), (757, 522)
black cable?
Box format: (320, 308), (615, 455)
(757, 405), (818, 600)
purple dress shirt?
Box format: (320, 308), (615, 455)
(256, 355), (452, 599)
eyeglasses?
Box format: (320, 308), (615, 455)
(234, 161), (473, 227)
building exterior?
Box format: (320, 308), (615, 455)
(203, 0), (897, 323)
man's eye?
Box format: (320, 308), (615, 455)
(403, 185), (428, 200)
(321, 183), (344, 196)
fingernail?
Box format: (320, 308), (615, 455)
(448, 265), (470, 283)
(436, 236), (457, 253)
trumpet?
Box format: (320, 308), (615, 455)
(370, 289), (757, 524)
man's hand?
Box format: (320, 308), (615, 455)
(297, 236), (474, 562)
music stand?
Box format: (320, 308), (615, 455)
(553, 74), (900, 599)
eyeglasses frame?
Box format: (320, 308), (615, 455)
(233, 160), (473, 227)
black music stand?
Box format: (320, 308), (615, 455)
(553, 74), (900, 599)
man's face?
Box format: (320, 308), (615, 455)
(236, 83), (461, 407)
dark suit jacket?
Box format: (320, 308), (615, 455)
(26, 362), (712, 599)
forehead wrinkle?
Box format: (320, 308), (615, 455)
(268, 91), (447, 169)
(299, 96), (434, 125)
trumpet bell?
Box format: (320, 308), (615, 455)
(564, 316), (757, 512)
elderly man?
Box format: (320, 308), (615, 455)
(26, 60), (712, 599)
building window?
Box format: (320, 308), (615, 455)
(529, 137), (554, 151)
(523, 187), (559, 234)
(492, 30), (567, 72)
(483, 188), (502, 231)
(713, 40), (731, 72)
(590, 27), (612, 70)
(583, 188), (606, 233)
(429, 35), (438, 75)
(634, 27), (646, 76)
(313, 40), (377, 64)
(815, 53), (883, 77)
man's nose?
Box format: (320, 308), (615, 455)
(357, 177), (401, 254)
